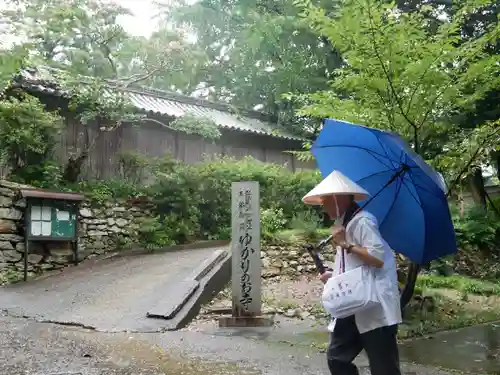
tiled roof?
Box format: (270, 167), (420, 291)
(15, 68), (303, 141)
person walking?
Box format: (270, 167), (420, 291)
(302, 170), (402, 375)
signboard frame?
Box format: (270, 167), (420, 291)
(20, 189), (84, 281)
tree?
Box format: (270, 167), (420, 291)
(294, 0), (500, 190)
(1, 0), (130, 78)
(116, 29), (208, 94)
(160, 0), (344, 137)
(0, 93), (63, 184)
(0, 0), (220, 183)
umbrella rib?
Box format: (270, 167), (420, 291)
(374, 135), (401, 170)
(378, 176), (404, 228)
(355, 168), (397, 186)
(313, 145), (399, 168)
(366, 149), (398, 172)
(406, 172), (445, 199)
(399, 177), (424, 207)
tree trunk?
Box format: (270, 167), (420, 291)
(468, 168), (487, 209)
(62, 126), (97, 183)
(62, 150), (89, 183)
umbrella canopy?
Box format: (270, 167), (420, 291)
(311, 119), (456, 264)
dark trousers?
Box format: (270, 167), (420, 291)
(327, 316), (401, 375)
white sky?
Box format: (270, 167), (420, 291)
(0, 0), (162, 47)
(113, 0), (161, 37)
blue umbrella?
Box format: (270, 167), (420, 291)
(311, 119), (456, 264)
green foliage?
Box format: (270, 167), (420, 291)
(117, 150), (151, 184)
(136, 216), (175, 250)
(160, 0), (339, 136)
(0, 46), (27, 89)
(289, 210), (323, 233)
(435, 119), (500, 188)
(148, 155), (321, 241)
(76, 179), (144, 204)
(1, 0), (131, 78)
(0, 94), (63, 182)
(261, 207), (287, 237)
(417, 275), (500, 297)
(59, 71), (144, 128)
(295, 0), (500, 188)
(169, 114), (221, 140)
(451, 203), (500, 248)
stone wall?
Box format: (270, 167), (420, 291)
(261, 243), (336, 279)
(0, 180), (151, 282)
(261, 243), (407, 280)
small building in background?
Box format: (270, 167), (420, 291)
(9, 67), (314, 181)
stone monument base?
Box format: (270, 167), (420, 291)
(218, 315), (274, 328)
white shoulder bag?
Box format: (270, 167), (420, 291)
(321, 246), (380, 319)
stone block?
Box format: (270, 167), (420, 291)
(110, 226), (121, 233)
(0, 208), (22, 221)
(2, 250), (22, 262)
(0, 219), (17, 234)
(116, 218), (128, 227)
(79, 207), (93, 218)
(0, 187), (15, 197)
(15, 242), (24, 252)
(0, 241), (14, 250)
(87, 230), (107, 236)
(27, 253), (43, 264)
(0, 196), (13, 207)
(13, 199), (26, 208)
(0, 234), (23, 243)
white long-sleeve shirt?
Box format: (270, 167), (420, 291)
(328, 210), (402, 334)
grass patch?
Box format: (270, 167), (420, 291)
(268, 228), (331, 245)
(399, 293), (500, 339)
(417, 275), (500, 296)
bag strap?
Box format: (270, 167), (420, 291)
(339, 203), (362, 275)
(340, 247), (345, 274)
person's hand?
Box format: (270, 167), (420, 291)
(331, 225), (346, 245)
(319, 271), (333, 284)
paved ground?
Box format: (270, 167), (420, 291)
(0, 247), (220, 332)
(0, 311), (462, 375)
(0, 249), (486, 374)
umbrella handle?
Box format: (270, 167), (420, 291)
(301, 244), (327, 274)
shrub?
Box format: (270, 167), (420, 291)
(451, 203), (500, 249)
(261, 207), (287, 237)
(148, 156), (322, 240)
(136, 216), (175, 250)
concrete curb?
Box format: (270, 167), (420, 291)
(145, 246), (231, 326)
(169, 251), (232, 330)
(189, 249), (228, 282)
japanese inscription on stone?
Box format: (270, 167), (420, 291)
(231, 181), (261, 316)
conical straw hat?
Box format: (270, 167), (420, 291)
(302, 170), (370, 205)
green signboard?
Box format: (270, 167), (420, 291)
(20, 188), (84, 282)
(28, 199), (78, 240)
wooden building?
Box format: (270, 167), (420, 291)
(11, 68), (313, 180)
